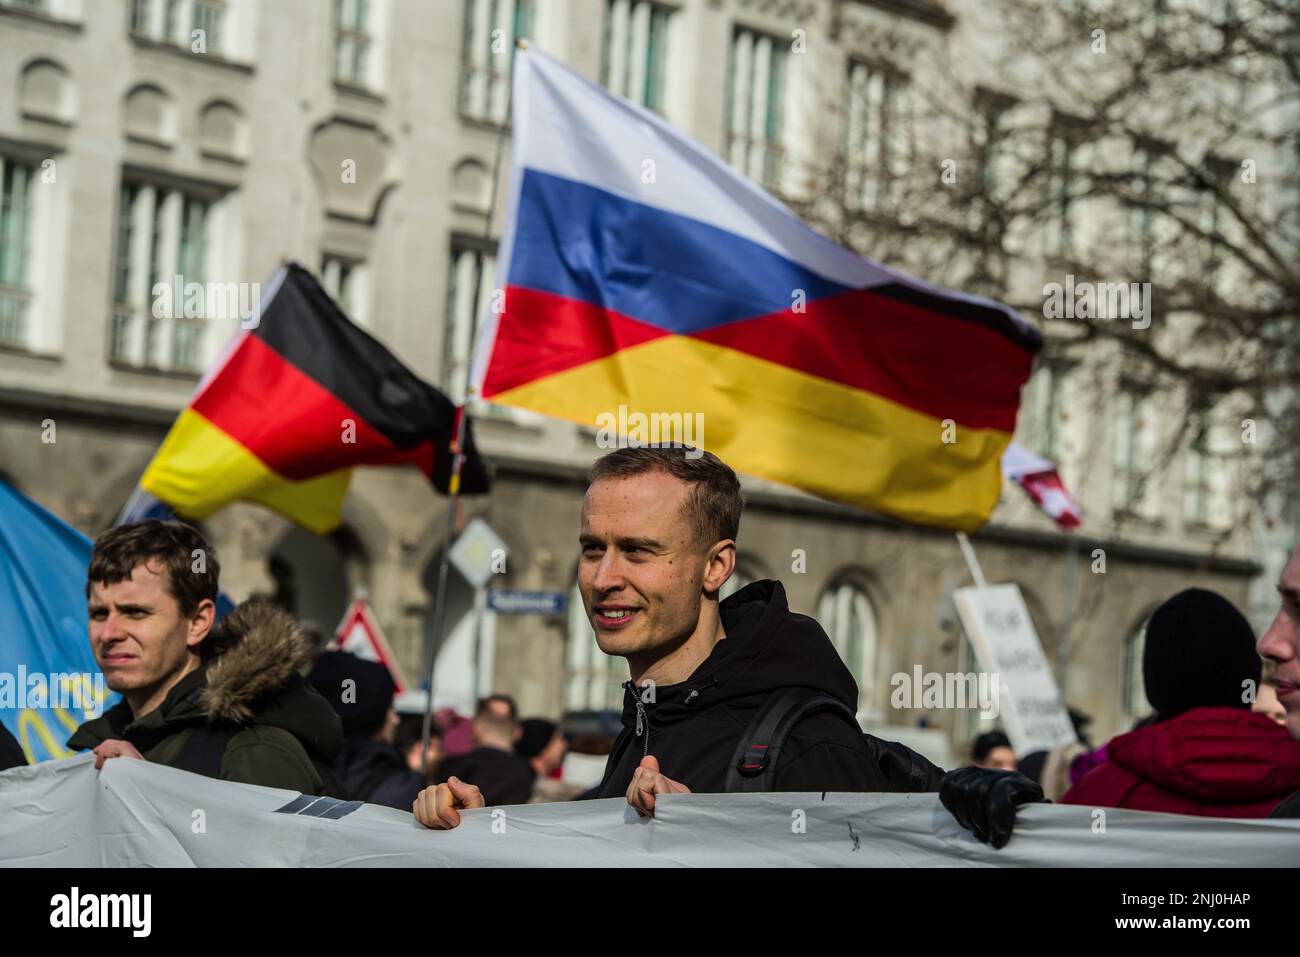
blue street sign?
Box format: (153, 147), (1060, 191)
(487, 590), (567, 615)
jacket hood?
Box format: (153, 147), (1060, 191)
(1107, 705), (1300, 802)
(70, 600), (341, 763)
(617, 579), (860, 728)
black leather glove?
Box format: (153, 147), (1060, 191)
(939, 766), (1047, 849)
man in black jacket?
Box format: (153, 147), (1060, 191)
(415, 445), (939, 829)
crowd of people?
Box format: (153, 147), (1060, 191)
(4, 443), (1300, 855)
(964, 587), (1300, 822)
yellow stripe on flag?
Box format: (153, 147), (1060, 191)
(492, 336), (1011, 531)
(140, 408), (352, 534)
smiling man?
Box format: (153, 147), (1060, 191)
(414, 445), (943, 829)
(68, 520), (341, 794)
(1259, 542), (1300, 817)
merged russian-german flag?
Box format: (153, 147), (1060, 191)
(140, 264), (489, 533)
(471, 50), (1041, 531)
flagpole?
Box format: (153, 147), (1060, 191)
(955, 531), (987, 590)
(417, 38), (523, 782)
(418, 404), (468, 781)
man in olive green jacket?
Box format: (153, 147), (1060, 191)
(68, 521), (341, 795)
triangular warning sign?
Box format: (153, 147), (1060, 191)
(331, 596), (408, 692)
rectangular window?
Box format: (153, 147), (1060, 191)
(843, 60), (910, 212)
(1046, 124), (1078, 259)
(130, 0), (150, 33)
(1027, 364), (1064, 460)
(1112, 389), (1154, 515)
(1184, 429), (1212, 525)
(443, 240), (496, 401)
(321, 255), (366, 326)
(0, 158), (34, 347)
(131, 0), (226, 54)
(1127, 146), (1155, 270)
(726, 27), (788, 191)
(192, 0), (223, 53)
(459, 0), (533, 124)
(601, 0), (673, 113)
(334, 0), (372, 85)
(111, 180), (216, 373)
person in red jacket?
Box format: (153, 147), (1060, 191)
(1060, 588), (1300, 817)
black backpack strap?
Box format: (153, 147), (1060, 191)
(176, 723), (238, 780)
(725, 687), (858, 793)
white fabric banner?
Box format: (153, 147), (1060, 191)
(3, 755), (1298, 867)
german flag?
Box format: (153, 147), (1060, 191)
(141, 263), (489, 533)
(472, 52), (1039, 532)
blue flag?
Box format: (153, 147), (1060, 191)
(0, 480), (117, 763)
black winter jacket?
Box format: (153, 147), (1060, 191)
(594, 579), (937, 797)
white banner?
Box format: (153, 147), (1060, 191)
(3, 756), (1298, 867)
(954, 583), (1078, 754)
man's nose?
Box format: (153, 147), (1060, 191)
(592, 552), (626, 593)
(98, 614), (129, 642)
(1258, 615), (1293, 661)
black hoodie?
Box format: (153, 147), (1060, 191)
(594, 579), (896, 797)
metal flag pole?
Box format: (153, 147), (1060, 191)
(417, 38), (523, 782)
(955, 531), (988, 589)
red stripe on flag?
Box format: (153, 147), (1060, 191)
(480, 286), (668, 397)
(192, 334), (434, 480)
(691, 288), (1034, 431)
(483, 285), (1031, 430)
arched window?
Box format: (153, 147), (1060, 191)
(564, 583), (626, 712)
(817, 580), (879, 723)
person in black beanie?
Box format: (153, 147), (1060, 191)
(1056, 587), (1300, 816)
(308, 651), (426, 810)
(1141, 588), (1264, 719)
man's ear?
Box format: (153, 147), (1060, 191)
(703, 540), (737, 596)
(187, 598), (217, 651)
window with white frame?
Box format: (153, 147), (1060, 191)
(459, 0), (534, 124)
(1127, 145), (1155, 269)
(1045, 124), (1078, 259)
(1183, 408), (1230, 529)
(1122, 618), (1148, 721)
(1198, 156), (1234, 274)
(321, 255), (366, 326)
(111, 180), (219, 373)
(973, 92), (1013, 204)
(843, 60), (910, 212)
(1112, 388), (1155, 515)
(1025, 363), (1064, 460)
(601, 0), (673, 113)
(333, 0), (372, 86)
(564, 582), (625, 712)
(817, 581), (877, 723)
(725, 27), (788, 191)
(131, 0), (227, 55)
(443, 240), (496, 401)
(0, 158), (35, 348)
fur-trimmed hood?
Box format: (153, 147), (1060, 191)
(69, 599), (342, 765)
(201, 598), (311, 723)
